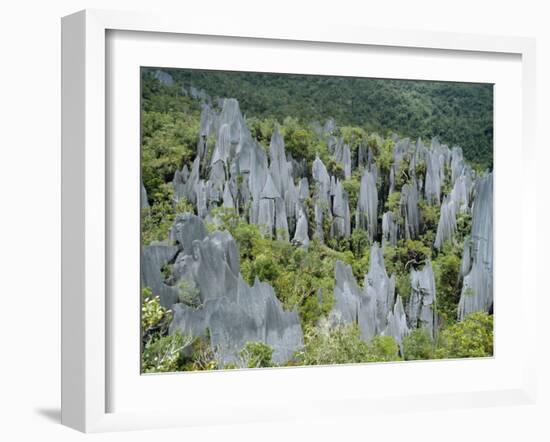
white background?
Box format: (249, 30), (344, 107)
(0, 1), (548, 441)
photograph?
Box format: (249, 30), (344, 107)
(139, 68), (494, 373)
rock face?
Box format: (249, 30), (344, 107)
(331, 244), (401, 342)
(383, 296), (410, 354)
(143, 214), (303, 365)
(356, 168), (378, 240)
(140, 181), (149, 211)
(401, 179), (420, 240)
(153, 70), (174, 86)
(141, 242), (180, 307)
(408, 262), (437, 338)
(365, 243), (396, 335)
(458, 173), (493, 320)
(434, 196), (457, 250)
(382, 211), (398, 247)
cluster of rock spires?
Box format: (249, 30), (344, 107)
(141, 85), (493, 364)
(143, 213), (303, 365)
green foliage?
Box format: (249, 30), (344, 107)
(209, 212), (344, 330)
(141, 111), (199, 200)
(158, 68), (493, 169)
(177, 280), (201, 307)
(369, 336), (401, 361)
(141, 184), (176, 244)
(240, 342), (274, 368)
(342, 176), (361, 210)
(403, 328), (435, 360)
(432, 252), (462, 324)
(385, 191), (402, 216)
(384, 239), (431, 275)
(186, 336), (220, 371)
(296, 321), (401, 365)
(419, 200), (440, 233)
(435, 312), (493, 359)
(142, 332), (193, 373)
(374, 138), (394, 175)
(141, 287), (173, 343)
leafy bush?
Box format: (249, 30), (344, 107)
(296, 320), (401, 366)
(187, 336), (221, 371)
(240, 342), (274, 368)
(432, 253), (461, 324)
(141, 287), (173, 344)
(403, 328), (435, 360)
(435, 312), (493, 359)
(142, 332), (193, 373)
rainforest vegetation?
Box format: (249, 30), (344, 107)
(140, 68), (493, 373)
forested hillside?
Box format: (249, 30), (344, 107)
(143, 68), (493, 169)
(140, 68), (493, 373)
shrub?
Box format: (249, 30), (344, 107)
(435, 312), (493, 359)
(368, 336), (400, 362)
(141, 287), (173, 344)
(403, 328), (435, 360)
(240, 342), (274, 368)
(187, 336), (221, 371)
(296, 320), (401, 366)
(141, 332), (193, 373)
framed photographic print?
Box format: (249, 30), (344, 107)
(61, 9), (537, 432)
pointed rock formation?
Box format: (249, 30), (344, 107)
(156, 215), (304, 365)
(140, 181), (149, 211)
(356, 167), (378, 240)
(434, 196), (457, 250)
(400, 179), (420, 240)
(292, 208), (310, 248)
(383, 296), (410, 355)
(364, 243), (395, 335)
(382, 211), (399, 247)
(408, 261), (437, 338)
(458, 173), (493, 320)
(141, 242), (180, 307)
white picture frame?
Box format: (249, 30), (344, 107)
(61, 9), (537, 433)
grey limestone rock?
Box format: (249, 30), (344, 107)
(141, 242), (180, 307)
(434, 196), (457, 250)
(364, 243), (395, 335)
(331, 179), (351, 238)
(393, 138), (410, 167)
(458, 173), (493, 320)
(400, 179), (420, 240)
(382, 211), (398, 247)
(164, 215), (303, 365)
(408, 261), (437, 338)
(451, 146), (465, 185)
(169, 213), (207, 255)
(425, 147), (443, 205)
(331, 260), (363, 325)
(383, 296), (410, 355)
(153, 70), (174, 86)
(356, 167), (378, 240)
(292, 208), (310, 248)
(140, 181), (149, 211)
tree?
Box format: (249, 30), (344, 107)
(435, 312), (493, 359)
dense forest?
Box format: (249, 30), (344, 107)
(143, 68), (493, 169)
(140, 68), (493, 373)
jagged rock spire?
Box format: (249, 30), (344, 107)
(408, 261), (437, 338)
(356, 167), (378, 240)
(458, 173), (493, 320)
